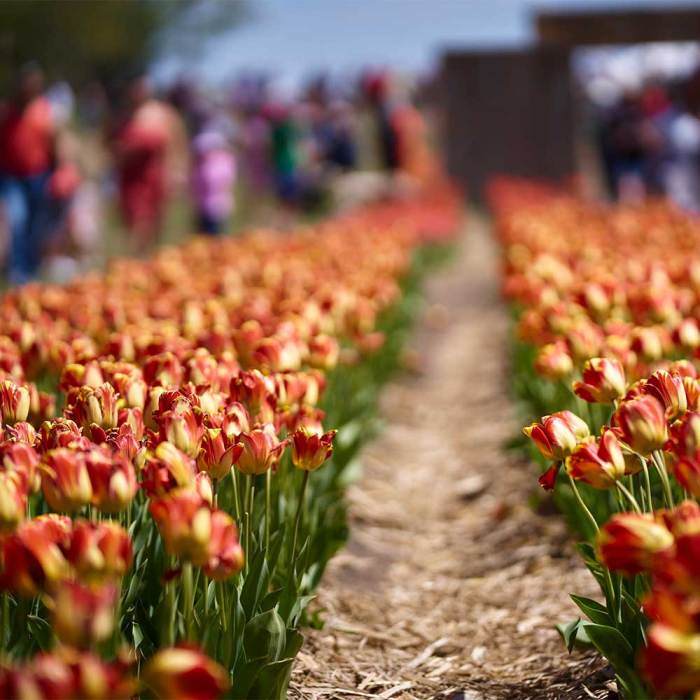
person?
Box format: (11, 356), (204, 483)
(0, 63), (56, 284)
(191, 124), (236, 235)
(112, 76), (178, 250)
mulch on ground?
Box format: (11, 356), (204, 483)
(289, 218), (615, 700)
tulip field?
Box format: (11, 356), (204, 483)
(493, 177), (700, 698)
(0, 185), (459, 699)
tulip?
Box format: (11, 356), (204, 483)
(523, 410), (590, 461)
(0, 515), (72, 596)
(68, 383), (119, 433)
(5, 421), (37, 446)
(0, 440), (39, 491)
(308, 334), (340, 370)
(597, 512), (674, 575)
(84, 447), (138, 513)
(38, 418), (84, 451)
(291, 427), (336, 472)
(230, 370), (271, 416)
(673, 318), (700, 351)
(0, 470), (27, 532)
(59, 361), (104, 392)
(142, 351), (183, 387)
(112, 373), (147, 409)
(40, 448), (93, 513)
(197, 428), (242, 480)
(235, 428), (285, 475)
(141, 441), (196, 497)
(67, 519), (133, 582)
(195, 471), (214, 506)
(203, 510), (245, 580)
(565, 430), (626, 489)
(573, 357), (626, 403)
(534, 341), (573, 380)
(0, 380), (30, 424)
(613, 395), (668, 455)
(142, 647), (229, 700)
(643, 370), (688, 420)
(150, 489), (212, 566)
(157, 404), (204, 458)
(640, 624), (700, 696)
(50, 580), (117, 648)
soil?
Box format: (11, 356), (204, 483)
(289, 217), (616, 700)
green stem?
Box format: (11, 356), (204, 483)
(640, 457), (653, 512)
(616, 481), (641, 514)
(244, 475), (252, 574)
(182, 561), (194, 640)
(651, 452), (674, 508)
(216, 582), (228, 632)
(230, 467), (241, 522)
(568, 474), (599, 534)
(291, 471), (310, 565)
(265, 469), (271, 554)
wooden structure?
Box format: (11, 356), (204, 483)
(441, 5), (700, 199)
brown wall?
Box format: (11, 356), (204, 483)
(537, 7), (700, 47)
(441, 47), (574, 200)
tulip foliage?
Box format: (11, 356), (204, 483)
(493, 176), (700, 698)
(0, 186), (459, 699)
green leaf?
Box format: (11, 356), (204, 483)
(585, 623), (634, 671)
(570, 595), (612, 626)
(240, 550), (270, 618)
(132, 621), (144, 649)
(556, 618), (589, 653)
(243, 609), (286, 662)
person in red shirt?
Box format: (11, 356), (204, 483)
(112, 76), (177, 250)
(0, 63), (56, 284)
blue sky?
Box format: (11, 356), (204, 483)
(154, 0), (700, 88)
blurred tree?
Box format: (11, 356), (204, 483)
(0, 0), (247, 93)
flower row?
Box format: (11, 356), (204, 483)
(0, 184), (460, 699)
(490, 177), (700, 698)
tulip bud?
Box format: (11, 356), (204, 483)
(614, 395), (668, 455)
(197, 428), (242, 480)
(573, 357), (626, 403)
(157, 407), (203, 458)
(112, 373), (147, 410)
(203, 510), (244, 580)
(141, 441), (196, 497)
(565, 429), (626, 489)
(0, 515), (72, 596)
(195, 471), (214, 506)
(0, 470), (27, 532)
(84, 447), (138, 513)
(67, 520), (133, 582)
(51, 581), (117, 649)
(597, 512), (674, 575)
(40, 448), (93, 513)
(0, 380), (30, 424)
(523, 410), (590, 461)
(291, 427), (336, 472)
(142, 647), (229, 700)
(643, 370), (688, 420)
(640, 624), (700, 697)
(534, 342), (574, 380)
(68, 384), (119, 433)
(673, 318), (700, 351)
(235, 428), (284, 475)
(150, 490), (212, 566)
(308, 334), (339, 371)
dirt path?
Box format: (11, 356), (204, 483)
(289, 217), (614, 700)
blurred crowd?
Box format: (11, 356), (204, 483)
(594, 70), (700, 210)
(0, 64), (436, 286)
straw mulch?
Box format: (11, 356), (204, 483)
(289, 217), (616, 700)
